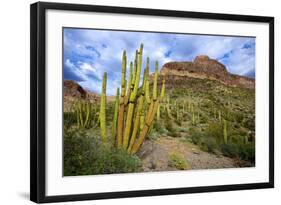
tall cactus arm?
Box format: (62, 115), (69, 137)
(125, 62), (133, 105)
(145, 58), (151, 104)
(127, 62), (133, 94)
(112, 88), (120, 143)
(121, 51), (127, 97)
(123, 44), (144, 149)
(84, 102), (90, 127)
(152, 61), (158, 101)
(223, 119), (228, 144)
(127, 94), (144, 153)
(130, 100), (159, 154)
(117, 51), (127, 148)
(160, 79), (165, 101)
(129, 44), (143, 101)
(131, 50), (138, 89)
(100, 72), (107, 144)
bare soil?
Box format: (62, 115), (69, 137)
(138, 136), (238, 172)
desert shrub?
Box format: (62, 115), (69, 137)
(220, 141), (255, 162)
(190, 130), (218, 154)
(64, 129), (141, 176)
(175, 118), (182, 126)
(154, 121), (168, 135)
(230, 135), (245, 144)
(220, 142), (239, 158)
(206, 122), (223, 144)
(64, 112), (77, 129)
(237, 143), (255, 162)
(200, 137), (219, 153)
(169, 153), (190, 170)
(233, 112), (244, 123)
(147, 128), (161, 140)
(169, 130), (181, 138)
(165, 120), (180, 137)
(190, 130), (204, 145)
(242, 115), (255, 130)
(177, 126), (189, 132)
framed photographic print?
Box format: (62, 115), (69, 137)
(30, 2), (274, 203)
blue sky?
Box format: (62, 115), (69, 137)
(64, 28), (255, 95)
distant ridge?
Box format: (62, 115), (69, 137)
(158, 55), (255, 89)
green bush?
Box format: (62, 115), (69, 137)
(64, 112), (77, 129)
(220, 142), (255, 162)
(200, 137), (218, 153)
(220, 142), (239, 158)
(169, 153), (190, 170)
(238, 143), (255, 162)
(64, 129), (141, 176)
(190, 130), (218, 153)
(165, 120), (180, 137)
(190, 130), (203, 145)
(147, 128), (161, 140)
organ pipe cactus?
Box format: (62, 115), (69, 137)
(102, 44), (165, 154)
(218, 110), (222, 123)
(112, 88), (120, 143)
(117, 51), (127, 148)
(74, 100), (97, 129)
(157, 105), (160, 121)
(191, 104), (195, 125)
(157, 79), (165, 121)
(130, 68), (165, 154)
(122, 45), (143, 149)
(223, 119), (228, 144)
(100, 72), (107, 144)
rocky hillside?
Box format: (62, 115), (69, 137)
(158, 55), (255, 89)
(63, 80), (99, 111)
(64, 80), (99, 102)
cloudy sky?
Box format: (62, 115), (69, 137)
(64, 28), (255, 95)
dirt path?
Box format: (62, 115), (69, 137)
(138, 136), (237, 172)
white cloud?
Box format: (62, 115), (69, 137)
(64, 28), (255, 95)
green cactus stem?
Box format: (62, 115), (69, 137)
(112, 88), (120, 143)
(130, 61), (164, 154)
(223, 119), (228, 144)
(117, 51), (127, 148)
(218, 110), (222, 123)
(152, 61), (158, 101)
(127, 94), (144, 153)
(100, 72), (107, 144)
(122, 44), (143, 149)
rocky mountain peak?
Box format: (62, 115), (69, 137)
(64, 80), (99, 103)
(158, 55), (254, 89)
(194, 55), (210, 62)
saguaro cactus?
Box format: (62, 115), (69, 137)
(100, 72), (107, 144)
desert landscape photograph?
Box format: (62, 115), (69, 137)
(63, 28), (255, 176)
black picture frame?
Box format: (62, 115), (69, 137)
(30, 2), (274, 203)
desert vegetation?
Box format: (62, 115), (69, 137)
(64, 44), (255, 176)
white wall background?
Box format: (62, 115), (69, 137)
(0, 0), (279, 204)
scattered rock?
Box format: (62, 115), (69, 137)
(138, 136), (238, 172)
(191, 148), (200, 154)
